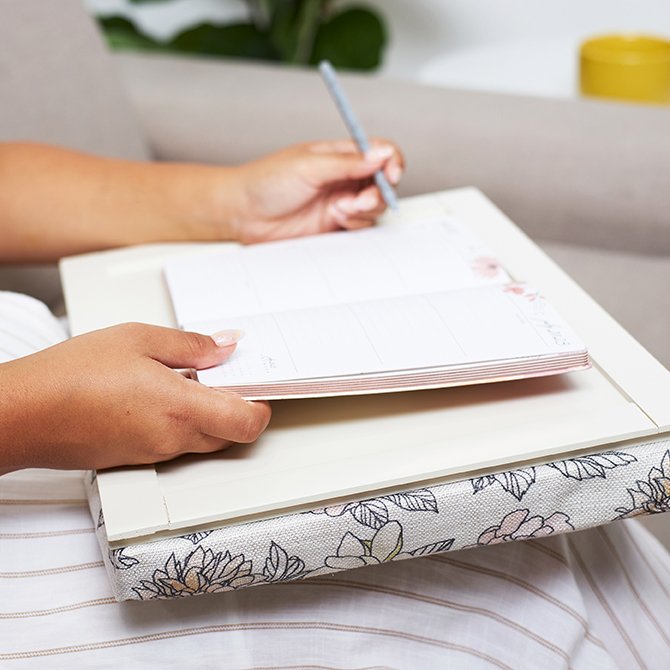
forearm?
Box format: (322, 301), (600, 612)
(0, 358), (47, 474)
(0, 143), (241, 261)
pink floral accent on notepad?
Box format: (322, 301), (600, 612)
(504, 283), (539, 301)
(471, 255), (502, 278)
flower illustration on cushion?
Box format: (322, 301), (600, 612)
(477, 509), (574, 546)
(133, 546), (259, 599)
(324, 521), (403, 571)
(471, 256), (502, 278)
(318, 503), (351, 517)
(617, 450), (670, 517)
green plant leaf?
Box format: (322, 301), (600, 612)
(268, 2), (301, 61)
(310, 6), (386, 71)
(169, 23), (279, 60)
(98, 16), (165, 52)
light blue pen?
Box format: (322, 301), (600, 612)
(318, 60), (399, 212)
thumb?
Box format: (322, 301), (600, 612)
(127, 324), (243, 370)
(306, 145), (394, 186)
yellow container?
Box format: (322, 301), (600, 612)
(580, 34), (670, 104)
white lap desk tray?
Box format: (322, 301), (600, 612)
(61, 188), (670, 601)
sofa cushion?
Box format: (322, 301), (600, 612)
(540, 240), (670, 369)
(0, 0), (147, 160)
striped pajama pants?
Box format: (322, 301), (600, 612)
(1, 291), (670, 669)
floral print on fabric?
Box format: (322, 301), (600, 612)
(549, 452), (638, 481)
(476, 509), (574, 546)
(471, 451), (637, 501)
(617, 450), (670, 518)
(310, 489), (438, 529)
(86, 439), (670, 601)
(133, 547), (259, 598)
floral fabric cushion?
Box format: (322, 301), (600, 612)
(87, 438), (670, 601)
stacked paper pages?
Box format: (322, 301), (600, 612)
(165, 215), (588, 399)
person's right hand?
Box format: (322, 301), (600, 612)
(0, 323), (271, 473)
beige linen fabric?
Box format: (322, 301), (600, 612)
(1, 292), (670, 667)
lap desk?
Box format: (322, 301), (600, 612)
(60, 189), (670, 601)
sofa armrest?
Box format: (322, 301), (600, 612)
(114, 53), (670, 256)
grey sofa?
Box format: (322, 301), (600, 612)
(1, 2), (669, 537)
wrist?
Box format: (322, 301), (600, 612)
(163, 163), (248, 243)
(200, 164), (250, 243)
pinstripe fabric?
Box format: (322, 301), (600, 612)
(0, 292), (67, 362)
(2, 292), (670, 668)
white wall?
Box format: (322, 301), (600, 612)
(86, 0), (670, 79)
(366, 0), (670, 78)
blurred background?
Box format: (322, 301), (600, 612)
(88, 0), (670, 99)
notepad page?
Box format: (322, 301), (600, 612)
(165, 215), (511, 326)
(190, 284), (585, 389)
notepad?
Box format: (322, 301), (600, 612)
(164, 212), (589, 399)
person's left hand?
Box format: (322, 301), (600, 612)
(224, 139), (404, 244)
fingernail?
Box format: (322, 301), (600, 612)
(365, 145), (394, 163)
(334, 197), (355, 214)
(355, 194), (378, 211)
(329, 202), (349, 223)
(388, 165), (403, 185)
(211, 329), (244, 347)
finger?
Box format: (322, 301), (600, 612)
(177, 434), (236, 457)
(328, 184), (385, 226)
(303, 145), (394, 187)
(309, 139), (359, 155)
(338, 217), (377, 231)
(310, 138), (404, 167)
(369, 138), (404, 185)
(121, 323), (244, 370)
(189, 386), (272, 443)
(326, 203), (376, 231)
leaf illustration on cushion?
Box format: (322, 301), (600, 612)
(181, 530), (214, 545)
(471, 475), (495, 493)
(310, 490), (438, 529)
(108, 548), (139, 570)
(549, 451), (637, 480)
(383, 489), (438, 513)
(471, 468), (536, 501)
(348, 499), (389, 529)
(263, 541), (305, 582)
(408, 539), (455, 557)
(498, 469), (536, 500)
